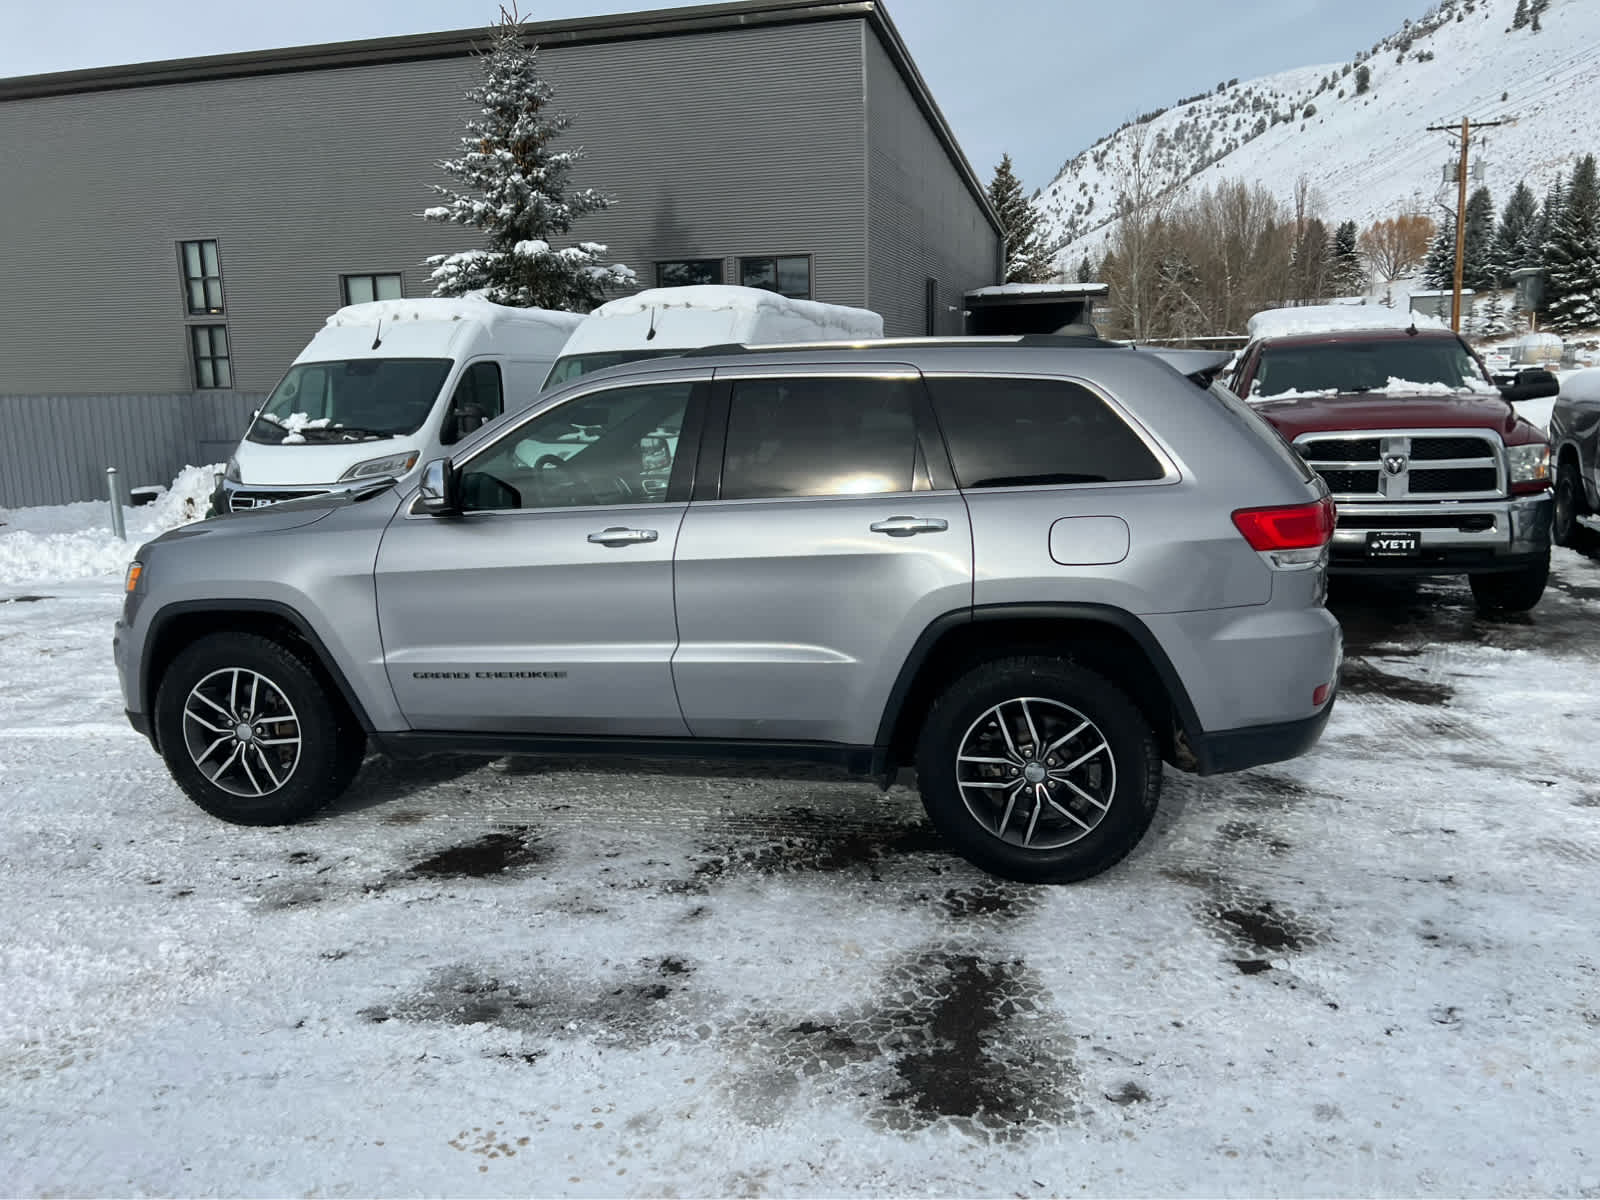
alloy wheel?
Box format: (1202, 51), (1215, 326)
(181, 667), (303, 798)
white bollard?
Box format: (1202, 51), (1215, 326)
(106, 467), (126, 541)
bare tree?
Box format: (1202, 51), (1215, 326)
(1106, 121), (1178, 340)
(1358, 213), (1435, 292)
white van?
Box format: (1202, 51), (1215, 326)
(218, 297), (581, 512)
(542, 285), (884, 389)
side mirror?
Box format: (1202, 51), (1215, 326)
(416, 457), (460, 516)
(1500, 367), (1559, 403)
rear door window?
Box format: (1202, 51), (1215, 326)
(720, 376), (920, 500)
(925, 376), (1165, 488)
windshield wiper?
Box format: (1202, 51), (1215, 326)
(296, 424), (389, 442)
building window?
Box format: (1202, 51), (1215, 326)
(191, 325), (232, 389)
(656, 259), (723, 288)
(739, 255), (811, 300)
(342, 272), (404, 305)
(179, 239), (225, 314)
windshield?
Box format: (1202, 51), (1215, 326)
(543, 349), (680, 390)
(247, 359), (452, 445)
(1253, 338), (1494, 399)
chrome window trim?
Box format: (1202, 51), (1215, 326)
(918, 369), (1184, 488)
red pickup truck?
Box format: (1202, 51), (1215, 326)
(1228, 308), (1560, 612)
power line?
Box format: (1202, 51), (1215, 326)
(1425, 116), (1513, 331)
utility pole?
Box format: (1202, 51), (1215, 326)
(1427, 116), (1513, 331)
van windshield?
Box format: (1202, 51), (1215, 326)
(543, 349), (679, 390)
(248, 359), (453, 445)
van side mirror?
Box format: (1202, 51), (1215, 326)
(416, 458), (460, 516)
(1500, 367), (1558, 403)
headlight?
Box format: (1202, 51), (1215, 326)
(1507, 443), (1550, 485)
(338, 452), (419, 482)
(223, 457), (241, 483)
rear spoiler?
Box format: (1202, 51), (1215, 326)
(1137, 347), (1236, 387)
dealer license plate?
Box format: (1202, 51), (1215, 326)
(1366, 530), (1421, 558)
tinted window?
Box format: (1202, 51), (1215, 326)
(925, 376), (1164, 488)
(721, 377), (917, 500)
(460, 382), (692, 511)
(656, 259), (724, 288)
(1252, 337), (1491, 397)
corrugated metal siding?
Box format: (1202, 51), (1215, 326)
(0, 20), (868, 397)
(0, 392), (262, 508)
(863, 34), (1000, 336)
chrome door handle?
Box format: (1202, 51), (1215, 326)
(587, 526), (659, 546)
(869, 515), (949, 537)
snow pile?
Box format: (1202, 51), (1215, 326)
(1559, 366), (1600, 404)
(0, 465), (221, 587)
(593, 285), (884, 339)
(326, 296), (584, 334)
(1245, 305), (1447, 340)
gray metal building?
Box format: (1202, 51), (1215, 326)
(0, 0), (1002, 507)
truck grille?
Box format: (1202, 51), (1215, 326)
(1295, 432), (1503, 501)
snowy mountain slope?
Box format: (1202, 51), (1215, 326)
(1040, 0), (1600, 273)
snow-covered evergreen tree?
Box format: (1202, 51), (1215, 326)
(1462, 185), (1495, 290)
(988, 154), (1053, 283)
(1076, 254), (1094, 283)
(1544, 154), (1600, 332)
(1512, 0), (1529, 29)
(1490, 180), (1539, 283)
(1329, 219), (1365, 293)
(1423, 213), (1457, 289)
(1477, 289), (1513, 338)
(422, 7), (634, 309)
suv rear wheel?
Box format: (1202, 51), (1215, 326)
(914, 657), (1161, 883)
(1468, 553), (1549, 613)
(154, 632), (366, 824)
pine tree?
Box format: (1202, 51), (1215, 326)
(1330, 219), (1365, 293)
(1511, 0), (1529, 28)
(1462, 185), (1496, 290)
(1544, 154), (1600, 332)
(422, 7), (634, 309)
(1076, 254), (1094, 284)
(988, 153), (1053, 283)
(1423, 213), (1457, 289)
(1490, 180), (1539, 283)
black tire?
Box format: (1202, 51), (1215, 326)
(154, 632), (366, 825)
(914, 656), (1161, 884)
(1552, 467), (1592, 550)
(1468, 554), (1550, 614)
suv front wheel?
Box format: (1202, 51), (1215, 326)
(915, 657), (1161, 883)
(154, 632), (367, 824)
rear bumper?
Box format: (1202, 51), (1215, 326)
(1188, 690), (1337, 775)
(1327, 492), (1551, 575)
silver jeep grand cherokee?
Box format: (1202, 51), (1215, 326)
(114, 337), (1342, 883)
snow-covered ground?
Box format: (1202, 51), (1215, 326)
(3, 503), (1600, 1195)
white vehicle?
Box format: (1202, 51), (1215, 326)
(218, 298), (581, 512)
(542, 285), (884, 388)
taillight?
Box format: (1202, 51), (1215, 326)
(1232, 495), (1336, 551)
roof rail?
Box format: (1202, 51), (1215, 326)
(677, 334), (1126, 358)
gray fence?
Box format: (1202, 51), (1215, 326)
(0, 391), (264, 508)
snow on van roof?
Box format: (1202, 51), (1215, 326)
(325, 296), (584, 331)
(1245, 304), (1448, 341)
(593, 285), (882, 337)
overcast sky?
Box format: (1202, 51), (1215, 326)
(2, 0), (1412, 192)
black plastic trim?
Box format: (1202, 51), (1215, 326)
(125, 708), (153, 746)
(374, 731), (875, 774)
(1187, 692), (1337, 776)
(1328, 549), (1548, 576)
(140, 599), (378, 736)
(871, 602), (1205, 753)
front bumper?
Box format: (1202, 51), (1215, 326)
(1327, 492), (1551, 575)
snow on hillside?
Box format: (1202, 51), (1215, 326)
(1041, 0), (1600, 272)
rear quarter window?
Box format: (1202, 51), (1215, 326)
(924, 376), (1165, 488)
